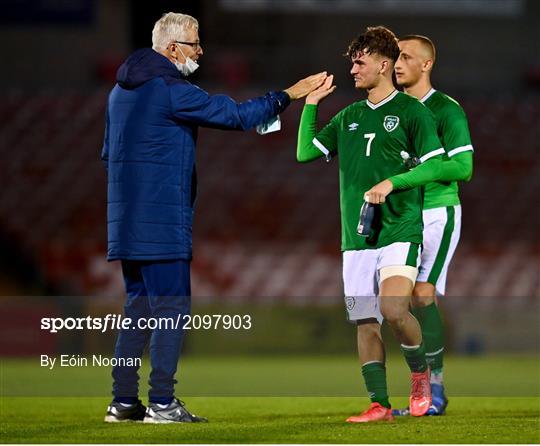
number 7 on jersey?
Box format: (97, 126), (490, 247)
(364, 133), (376, 157)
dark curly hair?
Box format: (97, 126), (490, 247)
(345, 26), (400, 62)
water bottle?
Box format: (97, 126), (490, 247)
(400, 150), (420, 170)
(357, 201), (375, 237)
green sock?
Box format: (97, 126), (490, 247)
(361, 362), (390, 408)
(401, 342), (428, 373)
(412, 302), (444, 372)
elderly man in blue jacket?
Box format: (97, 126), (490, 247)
(101, 12), (326, 424)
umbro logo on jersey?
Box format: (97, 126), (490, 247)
(383, 115), (400, 132)
(348, 122), (359, 131)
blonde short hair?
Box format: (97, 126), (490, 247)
(399, 35), (436, 62)
(151, 12), (199, 51)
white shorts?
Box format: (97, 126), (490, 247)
(417, 205), (462, 296)
(343, 242), (421, 323)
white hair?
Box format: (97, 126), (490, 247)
(151, 12), (199, 51)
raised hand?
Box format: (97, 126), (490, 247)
(306, 74), (336, 105)
(284, 72), (328, 100)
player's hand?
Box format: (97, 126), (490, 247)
(364, 179), (394, 204)
(306, 74), (336, 105)
(284, 72), (328, 100)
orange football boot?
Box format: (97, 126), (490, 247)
(346, 402), (394, 423)
(409, 370), (432, 416)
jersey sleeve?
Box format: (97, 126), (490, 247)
(441, 109), (474, 157)
(440, 150), (473, 182)
(389, 157), (443, 190)
(408, 102), (445, 162)
(389, 102), (445, 190)
(297, 104), (338, 163)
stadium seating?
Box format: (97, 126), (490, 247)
(0, 90), (538, 298)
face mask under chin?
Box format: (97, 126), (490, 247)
(175, 47), (199, 76)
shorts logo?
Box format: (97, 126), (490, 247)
(383, 115), (400, 132)
(345, 297), (355, 310)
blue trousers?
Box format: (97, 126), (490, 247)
(112, 259), (191, 402)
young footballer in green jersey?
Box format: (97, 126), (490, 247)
(393, 35), (474, 416)
(297, 26), (449, 422)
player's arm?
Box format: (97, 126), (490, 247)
(389, 155), (443, 189)
(438, 110), (475, 182)
(390, 102), (449, 190)
(365, 103), (445, 203)
(440, 150), (473, 182)
(388, 108), (475, 189)
(297, 105), (337, 162)
(360, 155), (445, 203)
(363, 157), (445, 202)
(297, 75), (337, 163)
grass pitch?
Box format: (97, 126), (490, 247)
(1, 396), (539, 443)
(1, 355), (539, 443)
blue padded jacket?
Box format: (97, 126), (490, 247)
(101, 48), (290, 261)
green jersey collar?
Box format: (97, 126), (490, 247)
(420, 88), (437, 103)
(366, 89), (399, 110)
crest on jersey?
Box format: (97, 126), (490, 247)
(383, 115), (400, 132)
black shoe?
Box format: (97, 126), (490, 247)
(104, 399), (146, 423)
(143, 398), (208, 423)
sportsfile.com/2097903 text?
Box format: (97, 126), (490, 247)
(40, 314), (252, 333)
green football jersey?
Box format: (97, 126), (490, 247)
(421, 89), (474, 209)
(310, 90), (444, 251)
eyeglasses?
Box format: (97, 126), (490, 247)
(175, 40), (201, 51)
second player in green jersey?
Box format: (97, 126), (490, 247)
(393, 34), (474, 417)
(421, 88), (473, 209)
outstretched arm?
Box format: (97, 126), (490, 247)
(171, 72), (328, 131)
(297, 75), (337, 163)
